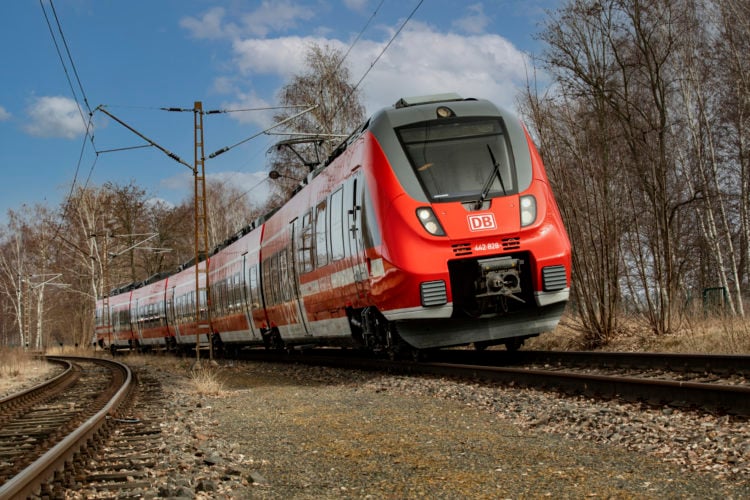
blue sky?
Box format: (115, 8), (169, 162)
(0, 0), (556, 221)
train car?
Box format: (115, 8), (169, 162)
(207, 225), (265, 347)
(129, 276), (170, 350)
(248, 93), (570, 353)
(94, 289), (137, 352)
(165, 264), (209, 349)
(95, 94), (570, 355)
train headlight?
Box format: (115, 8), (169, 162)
(520, 195), (537, 227)
(416, 207), (446, 236)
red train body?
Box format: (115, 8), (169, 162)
(94, 94), (571, 355)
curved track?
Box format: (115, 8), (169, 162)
(0, 357), (132, 499)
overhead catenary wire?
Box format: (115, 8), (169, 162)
(333, 0), (425, 120)
(46, 0), (92, 115)
(95, 106), (193, 170)
(39, 0), (100, 246)
(333, 0), (385, 76)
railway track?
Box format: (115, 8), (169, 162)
(57, 366), (169, 499)
(241, 348), (750, 416)
(0, 357), (132, 499)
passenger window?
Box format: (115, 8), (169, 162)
(330, 188), (345, 261)
(315, 199), (328, 267)
(299, 211), (313, 273)
(249, 265), (259, 309)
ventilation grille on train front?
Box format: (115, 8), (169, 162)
(542, 265), (567, 291)
(502, 237), (521, 251)
(420, 280), (447, 306)
(452, 243), (472, 256)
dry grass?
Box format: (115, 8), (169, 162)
(0, 348), (57, 396)
(188, 364), (226, 396)
(529, 312), (750, 354)
(110, 353), (226, 397)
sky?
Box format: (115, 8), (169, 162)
(0, 0), (557, 223)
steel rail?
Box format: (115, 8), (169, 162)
(0, 358), (73, 411)
(416, 362), (750, 416)
(243, 349), (750, 416)
(0, 357), (133, 500)
(426, 350), (750, 376)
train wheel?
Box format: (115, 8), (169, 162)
(504, 338), (524, 352)
(211, 334), (224, 358)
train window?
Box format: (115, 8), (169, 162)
(397, 118), (517, 203)
(330, 188), (345, 261)
(282, 250), (293, 301)
(299, 211), (313, 273)
(262, 259), (271, 306)
(198, 289), (208, 320)
(248, 265), (259, 310)
(315, 199), (328, 267)
(263, 254), (281, 306)
(217, 280), (225, 315)
(233, 273), (242, 310)
(166, 298), (173, 323)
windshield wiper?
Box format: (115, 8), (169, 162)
(475, 144), (507, 209)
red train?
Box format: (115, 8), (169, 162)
(95, 94), (571, 356)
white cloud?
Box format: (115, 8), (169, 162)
(349, 22), (530, 112)
(0, 106), (11, 121)
(452, 4), (491, 35)
(239, 1), (315, 37)
(181, 1), (315, 40)
(24, 96), (88, 139)
(179, 6), (229, 40)
(228, 21), (529, 114)
(343, 0), (369, 12)
(232, 36), (344, 79)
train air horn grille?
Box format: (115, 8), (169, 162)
(542, 265), (567, 291)
(420, 280), (448, 306)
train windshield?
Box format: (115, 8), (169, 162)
(397, 118), (517, 203)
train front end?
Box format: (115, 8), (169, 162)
(365, 94), (571, 349)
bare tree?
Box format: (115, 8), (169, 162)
(714, 0), (750, 310)
(268, 43), (366, 199)
(534, 0), (701, 336)
(521, 73), (629, 346)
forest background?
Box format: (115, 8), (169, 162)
(1, 0), (748, 353)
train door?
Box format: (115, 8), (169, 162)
(241, 254), (261, 340)
(131, 297), (143, 348)
(347, 172), (368, 298)
(289, 219), (311, 336)
(166, 286), (179, 347)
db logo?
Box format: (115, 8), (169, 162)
(468, 213), (497, 231)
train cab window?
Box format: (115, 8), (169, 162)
(397, 118), (518, 203)
(315, 200), (328, 267)
(330, 188), (345, 261)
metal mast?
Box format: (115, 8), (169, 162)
(193, 102), (212, 361)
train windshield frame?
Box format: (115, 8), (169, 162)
(396, 117), (518, 203)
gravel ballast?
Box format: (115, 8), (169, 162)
(145, 360), (750, 499)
